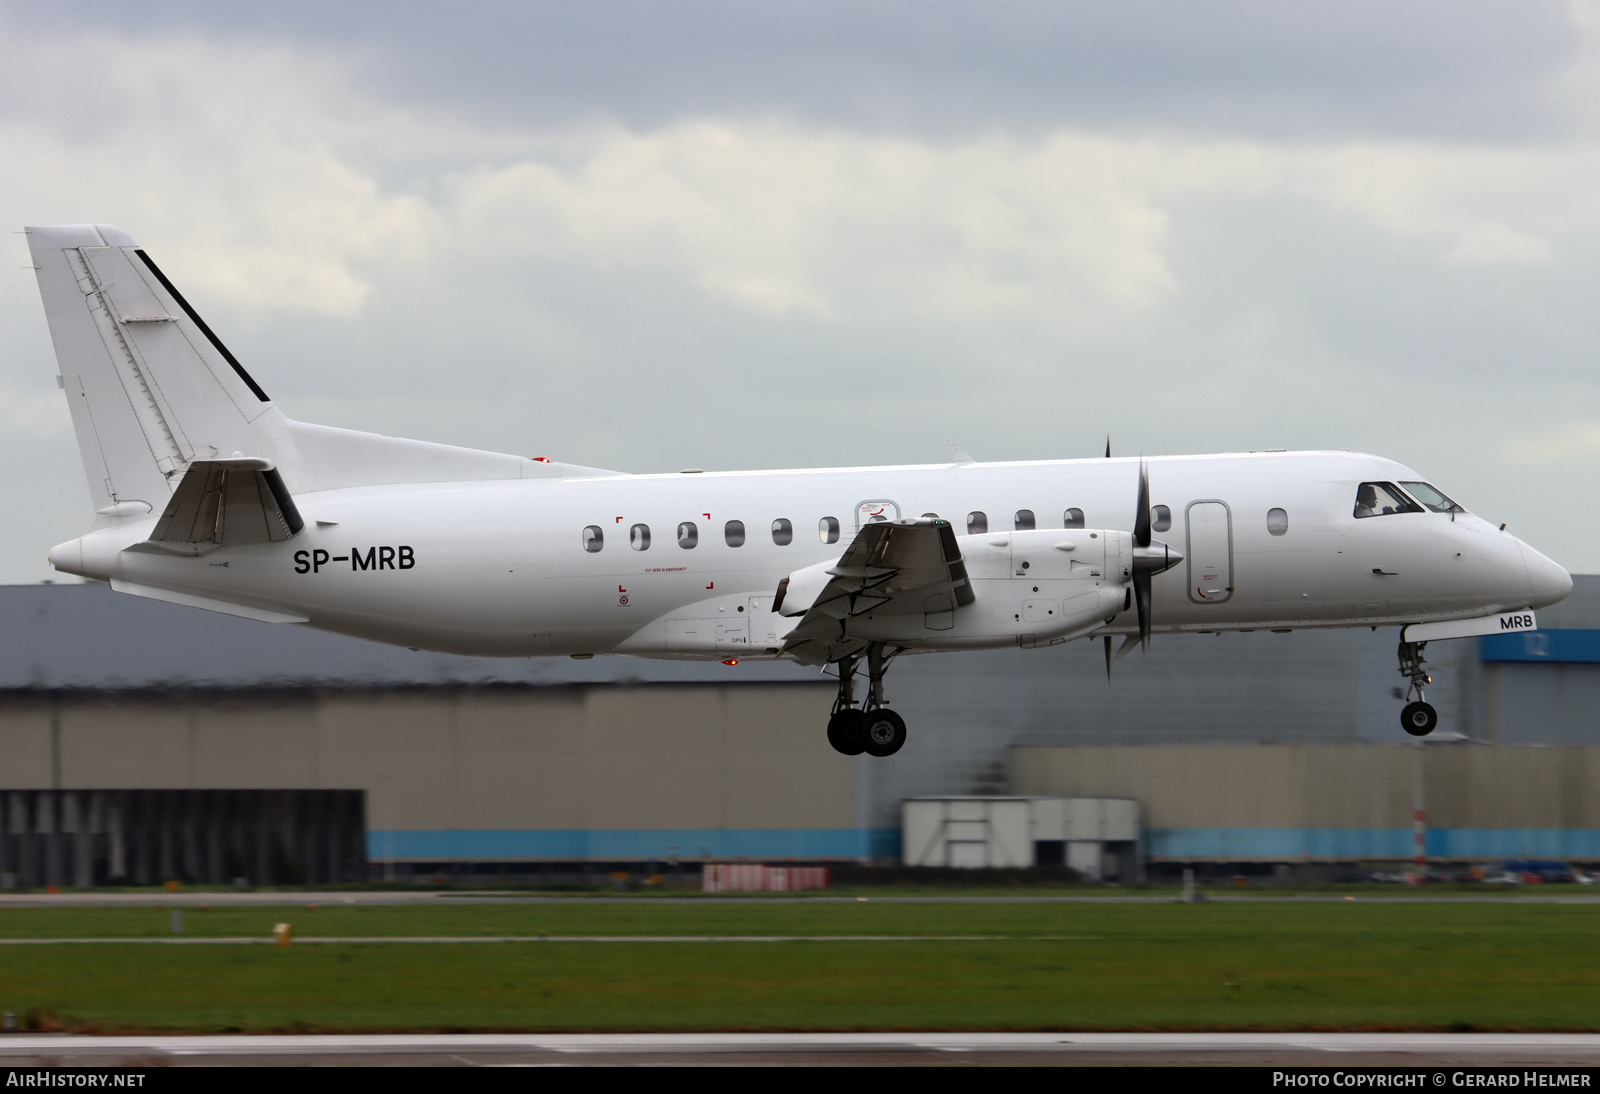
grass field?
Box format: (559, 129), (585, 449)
(3, 899), (1599, 1032)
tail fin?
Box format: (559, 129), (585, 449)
(27, 224), (281, 518)
(31, 224), (621, 525)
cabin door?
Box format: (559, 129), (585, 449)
(1186, 500), (1234, 604)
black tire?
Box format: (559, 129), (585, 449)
(1401, 701), (1438, 737)
(827, 709), (867, 755)
(862, 708), (908, 757)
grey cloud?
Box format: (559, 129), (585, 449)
(2, 0), (1581, 140)
(2, 7), (1598, 591)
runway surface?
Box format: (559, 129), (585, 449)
(4, 1033), (1600, 1067)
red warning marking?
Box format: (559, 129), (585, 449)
(706, 581), (715, 590)
(615, 516), (624, 523)
(618, 585), (627, 593)
(703, 513), (711, 520)
(618, 595), (629, 606)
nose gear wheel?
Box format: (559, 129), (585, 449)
(1397, 639), (1437, 737)
(1401, 701), (1438, 737)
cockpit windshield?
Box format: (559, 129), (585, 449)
(1353, 481), (1424, 519)
(1399, 481), (1465, 515)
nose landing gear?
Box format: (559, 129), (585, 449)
(825, 644), (908, 756)
(1397, 639), (1438, 737)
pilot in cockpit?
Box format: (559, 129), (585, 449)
(1353, 483), (1378, 518)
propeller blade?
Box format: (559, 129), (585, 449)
(1115, 634), (1142, 661)
(1103, 635), (1113, 680)
(1105, 436), (1111, 459)
(1133, 459), (1151, 548)
(1134, 570), (1152, 651)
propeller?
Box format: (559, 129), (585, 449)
(1103, 455), (1182, 676)
(1133, 460), (1153, 649)
(1100, 435), (1114, 678)
(1129, 459), (1183, 654)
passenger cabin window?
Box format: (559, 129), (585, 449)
(629, 523), (650, 551)
(677, 521), (698, 548)
(1400, 482), (1465, 515)
(819, 516), (840, 544)
(582, 525), (604, 553)
(1354, 482), (1423, 519)
(1014, 509), (1036, 531)
(1151, 505), (1172, 532)
(1267, 508), (1289, 536)
(771, 518), (793, 545)
(1063, 508), (1085, 529)
(725, 520), (746, 547)
(967, 511), (988, 535)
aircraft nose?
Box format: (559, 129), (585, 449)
(1518, 540), (1572, 608)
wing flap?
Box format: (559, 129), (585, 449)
(779, 518), (973, 664)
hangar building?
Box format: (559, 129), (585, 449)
(0, 577), (1594, 885)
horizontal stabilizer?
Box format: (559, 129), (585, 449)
(108, 580), (309, 624)
(134, 458), (304, 555)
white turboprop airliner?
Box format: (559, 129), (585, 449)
(26, 225), (1572, 755)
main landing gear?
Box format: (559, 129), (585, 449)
(826, 644), (908, 757)
(1397, 639), (1439, 737)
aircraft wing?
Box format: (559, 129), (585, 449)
(777, 518), (974, 665)
(130, 458), (304, 556)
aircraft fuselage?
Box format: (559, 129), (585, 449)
(51, 449), (1569, 659)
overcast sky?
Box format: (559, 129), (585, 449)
(2, 1), (1598, 582)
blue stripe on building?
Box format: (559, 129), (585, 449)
(1148, 828), (1600, 859)
(369, 828), (901, 861)
(1481, 629), (1600, 663)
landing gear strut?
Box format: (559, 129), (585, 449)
(1397, 639), (1438, 737)
(826, 644), (908, 757)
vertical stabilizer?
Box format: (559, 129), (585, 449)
(30, 224), (621, 525)
(27, 225), (282, 518)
